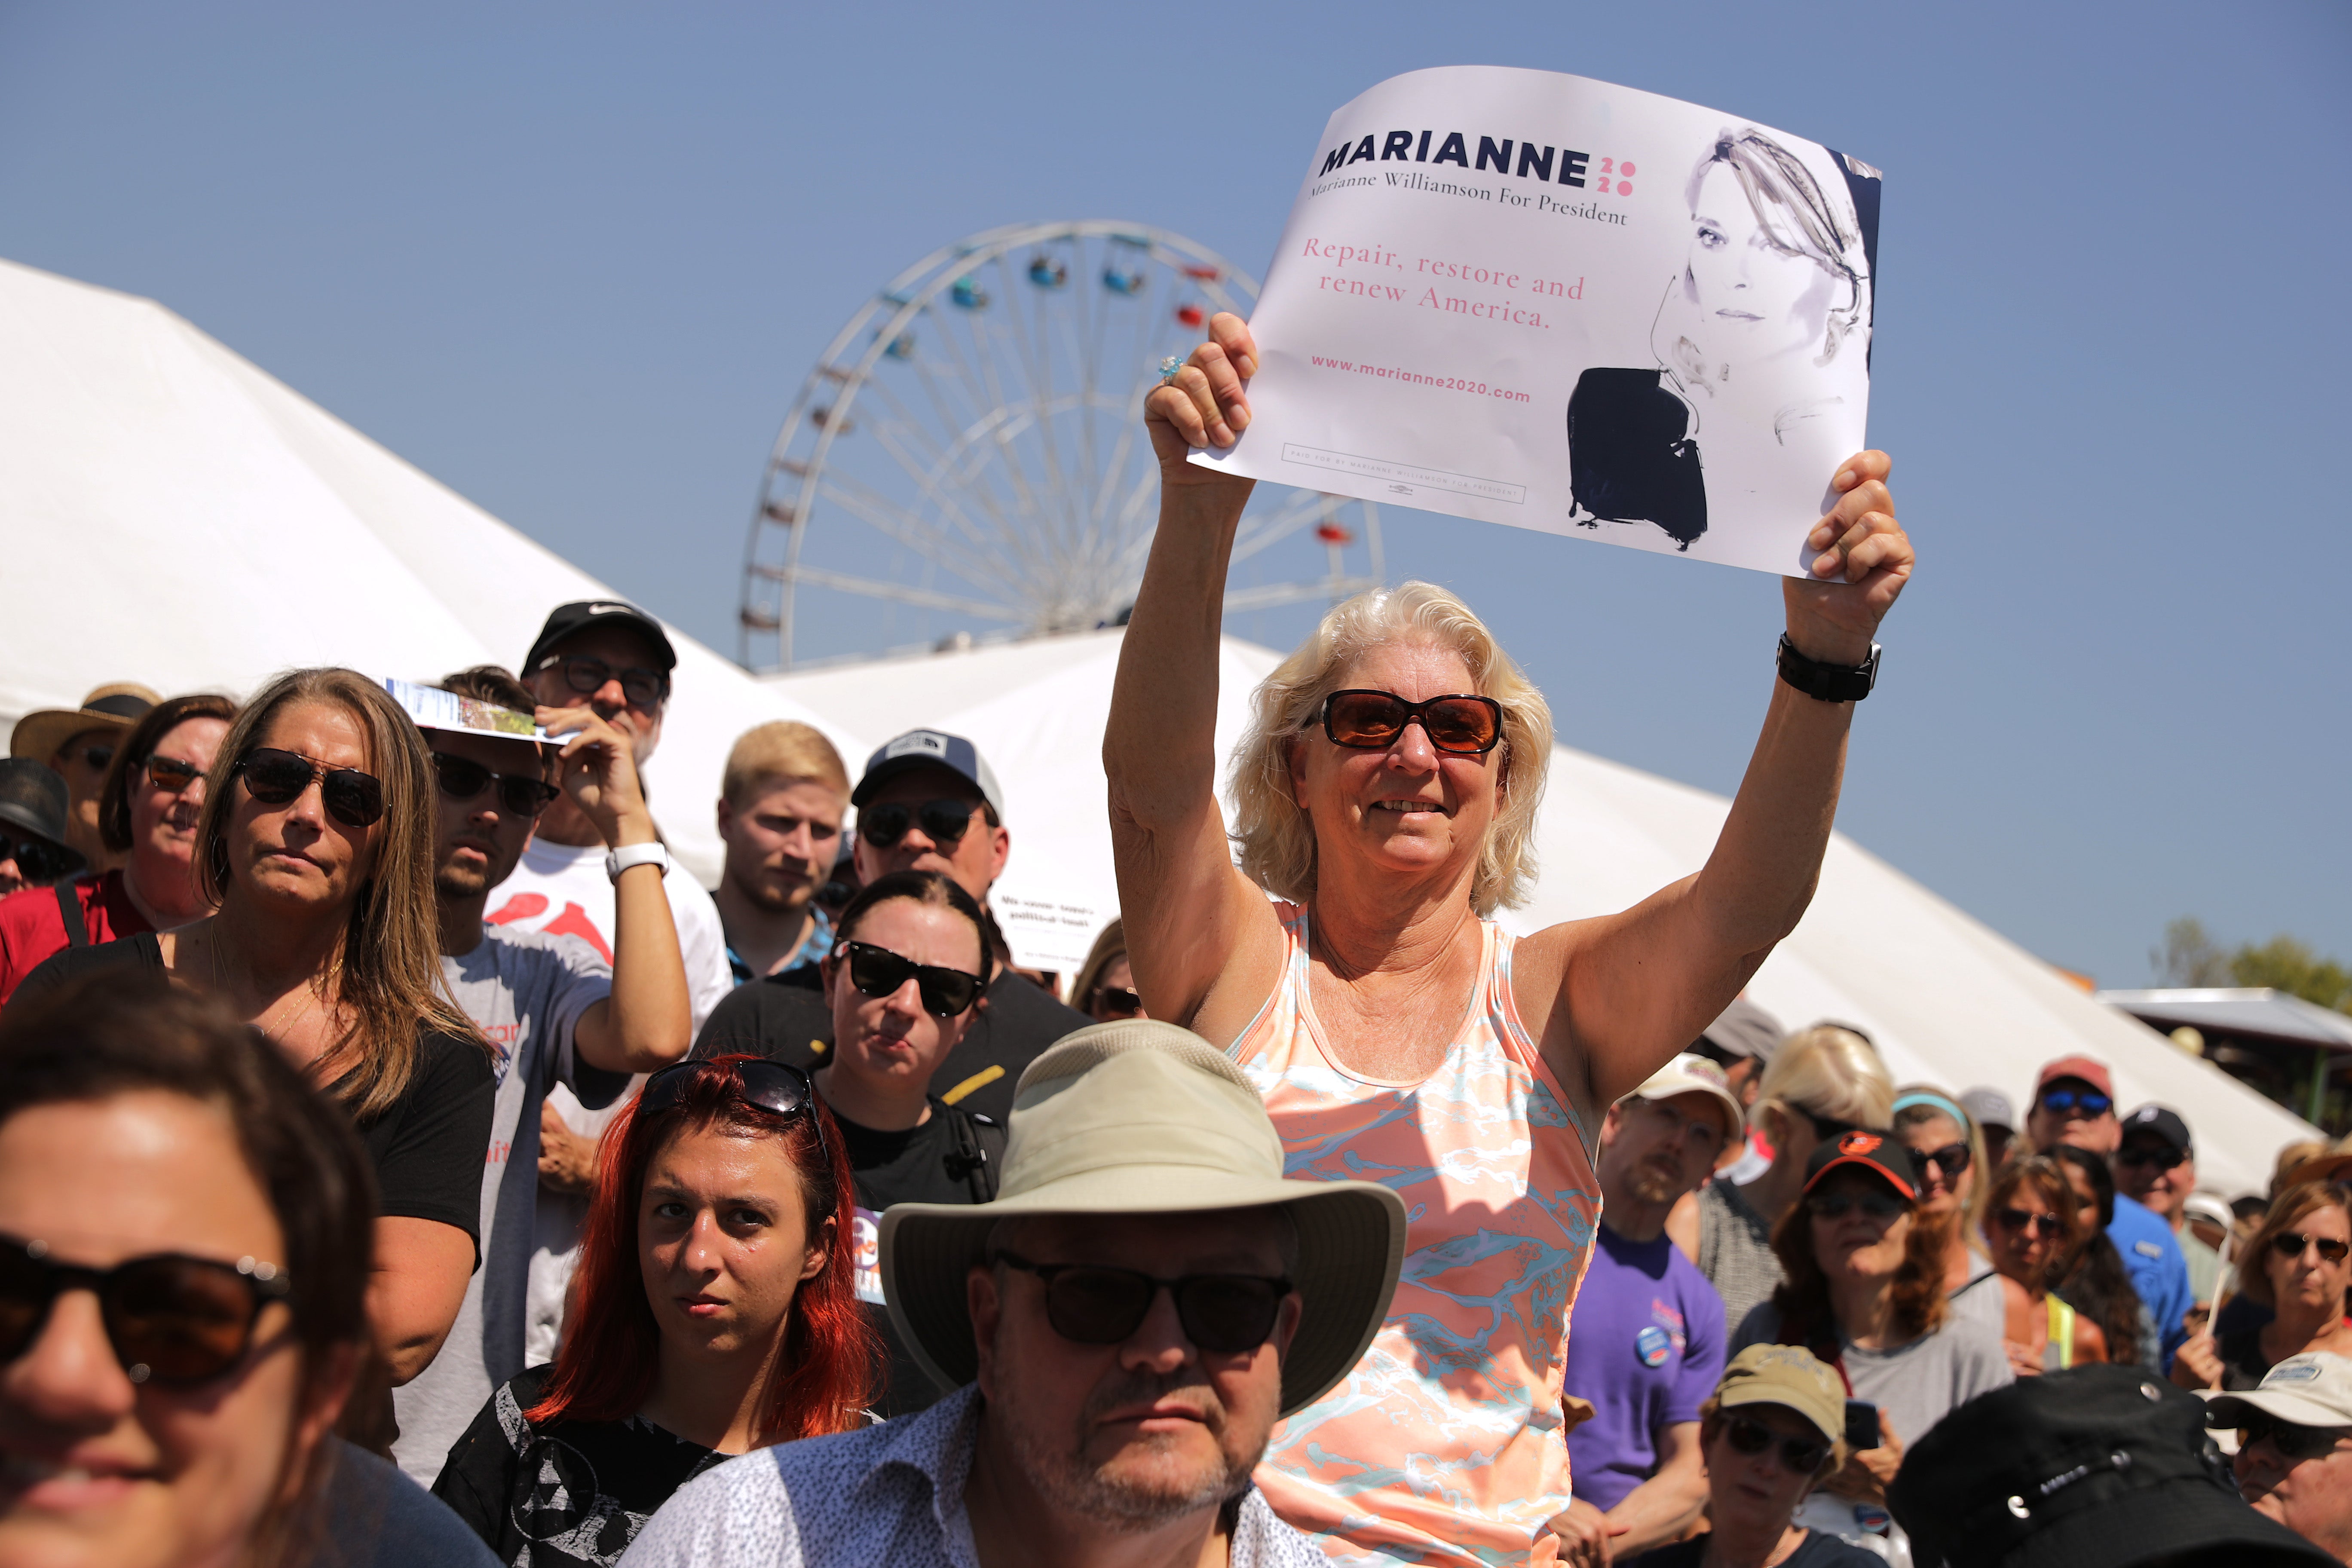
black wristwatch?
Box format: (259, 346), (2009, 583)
(1776, 633), (1880, 703)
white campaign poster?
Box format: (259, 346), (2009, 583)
(1192, 67), (1881, 577)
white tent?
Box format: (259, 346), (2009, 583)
(0, 257), (862, 882)
(768, 627), (2316, 1197)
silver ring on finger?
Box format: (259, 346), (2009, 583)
(1158, 355), (1185, 385)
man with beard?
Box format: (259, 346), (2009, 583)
(1557, 1055), (1744, 1566)
(387, 666), (694, 1485)
(623, 1020), (1408, 1568)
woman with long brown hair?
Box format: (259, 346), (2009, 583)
(2174, 1182), (2352, 1392)
(431, 1055), (872, 1566)
(11, 668), (496, 1396)
(1729, 1130), (2009, 1512)
(1981, 1155), (2110, 1375)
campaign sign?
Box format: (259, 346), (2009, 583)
(1191, 67), (1881, 578)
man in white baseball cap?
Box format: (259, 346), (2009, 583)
(1557, 1054), (1745, 1565)
(2205, 1353), (2352, 1562)
(625, 1020), (1408, 1568)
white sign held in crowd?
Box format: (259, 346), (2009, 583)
(1192, 67), (1882, 578)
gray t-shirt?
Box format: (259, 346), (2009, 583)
(391, 927), (623, 1486)
(1948, 1256), (2006, 1342)
(1729, 1300), (2014, 1452)
(1697, 1179), (1785, 1337)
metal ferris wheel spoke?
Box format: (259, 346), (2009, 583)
(784, 564), (1026, 620)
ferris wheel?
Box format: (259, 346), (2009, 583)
(737, 220), (1384, 670)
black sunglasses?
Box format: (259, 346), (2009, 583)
(1916, 1142), (1972, 1181)
(2272, 1230), (2352, 1265)
(839, 940), (984, 1017)
(1722, 1413), (1831, 1474)
(2116, 1144), (2189, 1173)
(1088, 985), (1144, 1019)
(141, 753), (204, 793)
(234, 748), (384, 828)
(541, 654), (667, 710)
(0, 828), (76, 884)
(993, 1251), (1292, 1355)
(1317, 689), (1504, 756)
(432, 752), (562, 818)
(2039, 1088), (2113, 1118)
(1809, 1189), (1904, 1221)
(76, 744), (115, 772)
(858, 798), (980, 851)
(1994, 1206), (2066, 1240)
(639, 1059), (827, 1161)
(0, 1235), (291, 1387)
(2239, 1412), (2352, 1462)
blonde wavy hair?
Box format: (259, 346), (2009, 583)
(1229, 582), (1552, 916)
(1752, 1024), (1893, 1138)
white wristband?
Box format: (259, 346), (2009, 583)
(604, 842), (670, 883)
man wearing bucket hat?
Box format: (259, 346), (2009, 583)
(1558, 1054), (1744, 1564)
(0, 760), (85, 897)
(625, 1019), (1408, 1568)
(2203, 1352), (2352, 1562)
(9, 681), (159, 870)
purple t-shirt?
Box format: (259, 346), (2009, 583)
(1564, 1222), (1727, 1510)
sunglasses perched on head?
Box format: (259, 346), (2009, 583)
(1721, 1413), (1831, 1473)
(2238, 1413), (2352, 1462)
(542, 654), (667, 710)
(639, 1058), (827, 1159)
(2116, 1144), (2189, 1173)
(992, 1252), (1292, 1354)
(859, 799), (980, 851)
(141, 753), (205, 794)
(2271, 1230), (2352, 1265)
(1994, 1207), (2066, 1241)
(0, 828), (76, 884)
(839, 940), (984, 1017)
(431, 752), (562, 818)
(234, 748), (384, 828)
(2038, 1088), (2112, 1118)
(1808, 1188), (1904, 1221)
(1316, 690), (1505, 756)
(0, 1235), (291, 1387)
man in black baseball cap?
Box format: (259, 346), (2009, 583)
(1890, 1363), (2332, 1567)
(2116, 1104), (2221, 1310)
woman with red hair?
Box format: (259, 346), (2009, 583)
(430, 1055), (873, 1566)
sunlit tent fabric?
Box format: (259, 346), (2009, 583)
(767, 628), (2315, 1197)
(0, 257), (861, 882)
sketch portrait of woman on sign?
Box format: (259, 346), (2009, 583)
(1567, 128), (1877, 556)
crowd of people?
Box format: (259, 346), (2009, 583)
(0, 310), (2346, 1568)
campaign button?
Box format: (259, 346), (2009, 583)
(1635, 1324), (1672, 1367)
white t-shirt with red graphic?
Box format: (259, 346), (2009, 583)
(481, 836), (733, 1365)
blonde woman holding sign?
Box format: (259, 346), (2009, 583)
(1106, 312), (1913, 1567)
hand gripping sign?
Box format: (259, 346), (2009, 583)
(1190, 67), (1882, 578)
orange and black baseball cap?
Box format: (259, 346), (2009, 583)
(1801, 1127), (1919, 1202)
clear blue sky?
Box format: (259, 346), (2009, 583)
(3, 0), (2345, 988)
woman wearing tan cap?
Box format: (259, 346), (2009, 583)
(1109, 312), (1914, 1565)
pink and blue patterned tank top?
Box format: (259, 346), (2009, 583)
(1230, 903), (1603, 1566)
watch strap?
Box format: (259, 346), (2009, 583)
(605, 841), (671, 882)
(1776, 634), (1880, 703)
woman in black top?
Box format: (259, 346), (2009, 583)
(10, 668), (495, 1417)
(432, 1054), (872, 1567)
(2173, 1182), (2352, 1392)
(807, 870), (1004, 1415)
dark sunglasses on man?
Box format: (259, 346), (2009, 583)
(540, 654), (667, 710)
(2236, 1412), (2352, 1462)
(1316, 689), (1504, 756)
(73, 744), (116, 773)
(0, 828), (77, 885)
(0, 1234), (291, 1386)
(234, 748), (385, 829)
(2115, 1142), (2189, 1173)
(2038, 1087), (2112, 1118)
(837, 940), (985, 1017)
(991, 1251), (1293, 1355)
(431, 752), (563, 819)
(859, 798), (982, 851)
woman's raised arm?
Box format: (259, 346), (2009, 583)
(1106, 314), (1288, 1035)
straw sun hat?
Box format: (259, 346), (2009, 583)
(879, 1020), (1408, 1418)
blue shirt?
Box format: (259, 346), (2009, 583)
(1564, 1222), (1727, 1511)
(2109, 1191), (2194, 1367)
(725, 906), (833, 988)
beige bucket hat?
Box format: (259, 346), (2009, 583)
(9, 683), (162, 763)
(879, 1019), (1407, 1418)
